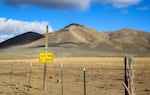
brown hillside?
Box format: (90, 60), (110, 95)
(0, 24), (150, 50)
(27, 23), (109, 48)
(108, 28), (150, 50)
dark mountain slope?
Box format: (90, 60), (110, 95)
(0, 32), (44, 48)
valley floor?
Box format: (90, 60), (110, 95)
(0, 57), (150, 95)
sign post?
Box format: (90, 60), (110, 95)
(44, 25), (48, 91)
(39, 25), (53, 91)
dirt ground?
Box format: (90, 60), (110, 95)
(0, 57), (150, 95)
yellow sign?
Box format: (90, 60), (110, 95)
(39, 52), (53, 63)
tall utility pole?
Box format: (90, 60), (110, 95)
(43, 25), (49, 90)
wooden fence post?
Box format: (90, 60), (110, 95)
(128, 57), (135, 95)
(61, 62), (64, 95)
(124, 56), (128, 95)
(43, 63), (47, 90)
(43, 25), (49, 91)
(123, 56), (135, 95)
(28, 63), (32, 91)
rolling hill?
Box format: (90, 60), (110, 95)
(0, 32), (44, 48)
(0, 23), (150, 50)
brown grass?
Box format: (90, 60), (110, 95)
(0, 57), (150, 95)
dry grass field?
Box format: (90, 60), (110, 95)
(0, 57), (150, 95)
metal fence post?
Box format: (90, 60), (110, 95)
(83, 65), (86, 95)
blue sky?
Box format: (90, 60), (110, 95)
(0, 0), (150, 42)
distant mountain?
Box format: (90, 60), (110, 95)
(0, 32), (44, 48)
(27, 23), (109, 48)
(108, 28), (150, 50)
(0, 23), (150, 50)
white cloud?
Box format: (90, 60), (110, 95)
(4, 0), (91, 11)
(98, 0), (141, 8)
(138, 6), (149, 11)
(0, 34), (14, 42)
(0, 17), (53, 42)
(121, 9), (128, 14)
